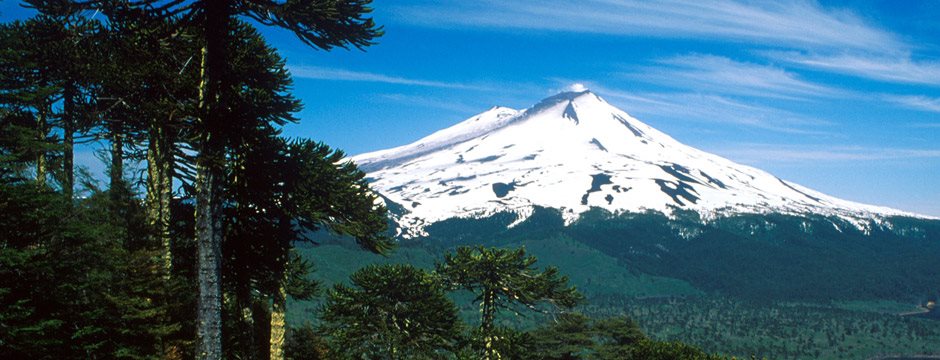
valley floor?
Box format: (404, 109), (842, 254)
(291, 242), (940, 360)
(597, 296), (940, 360)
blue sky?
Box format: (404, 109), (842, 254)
(3, 1), (940, 216)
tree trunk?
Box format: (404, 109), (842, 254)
(236, 287), (258, 360)
(195, 150), (223, 360)
(195, 43), (223, 360)
(229, 144), (260, 360)
(147, 120), (174, 276)
(62, 82), (76, 200)
(110, 121), (124, 195)
(481, 289), (497, 360)
(36, 108), (47, 187)
(196, 2), (232, 358)
(195, 168), (223, 360)
(269, 284), (287, 360)
(269, 216), (293, 360)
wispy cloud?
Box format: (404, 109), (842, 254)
(767, 52), (940, 86)
(392, 1), (940, 88)
(376, 94), (485, 114)
(625, 55), (841, 100)
(713, 144), (940, 163)
(288, 65), (490, 91)
(580, 83), (833, 135)
(390, 0), (905, 53)
(884, 95), (940, 113)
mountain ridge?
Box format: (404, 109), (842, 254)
(352, 89), (929, 238)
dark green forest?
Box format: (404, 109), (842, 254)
(416, 207), (940, 303)
(292, 206), (940, 360)
(0, 1), (732, 359)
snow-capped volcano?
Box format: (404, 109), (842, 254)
(352, 89), (922, 238)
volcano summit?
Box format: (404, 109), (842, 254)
(352, 89), (923, 238)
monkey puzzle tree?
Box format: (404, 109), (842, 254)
(528, 313), (595, 360)
(0, 20), (49, 184)
(226, 135), (392, 360)
(23, 1), (384, 357)
(92, 12), (200, 275)
(592, 315), (647, 360)
(321, 264), (461, 360)
(215, 57), (391, 355)
(437, 246), (583, 360)
(10, 8), (103, 200)
(0, 16), (96, 192)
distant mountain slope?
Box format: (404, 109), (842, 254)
(352, 89), (926, 238)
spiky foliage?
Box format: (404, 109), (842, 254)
(222, 122), (389, 357)
(0, 21), (53, 182)
(529, 313), (595, 360)
(0, 177), (181, 360)
(5, 2), (387, 359)
(321, 264), (461, 359)
(12, 13), (103, 198)
(457, 327), (535, 360)
(624, 340), (726, 360)
(284, 323), (330, 360)
(592, 316), (647, 360)
(284, 140), (392, 252)
(18, 2), (387, 357)
(437, 246), (583, 360)
(0, 17), (92, 190)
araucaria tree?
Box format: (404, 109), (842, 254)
(437, 246), (583, 360)
(224, 133), (392, 360)
(0, 14), (101, 197)
(171, 4), (382, 358)
(23, 1), (385, 358)
(528, 313), (595, 360)
(321, 264), (461, 359)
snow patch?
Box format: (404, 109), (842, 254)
(351, 89), (931, 238)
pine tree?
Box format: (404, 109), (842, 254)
(33, 2), (386, 356)
(529, 313), (595, 360)
(0, 19), (60, 188)
(8, 2), (387, 358)
(284, 323), (330, 360)
(0, 171), (182, 359)
(223, 134), (391, 360)
(592, 315), (646, 360)
(457, 327), (535, 360)
(624, 340), (725, 360)
(437, 246), (583, 360)
(91, 12), (200, 275)
(0, 179), (69, 358)
(320, 264), (461, 359)
(270, 139), (392, 360)
(18, 11), (102, 200)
